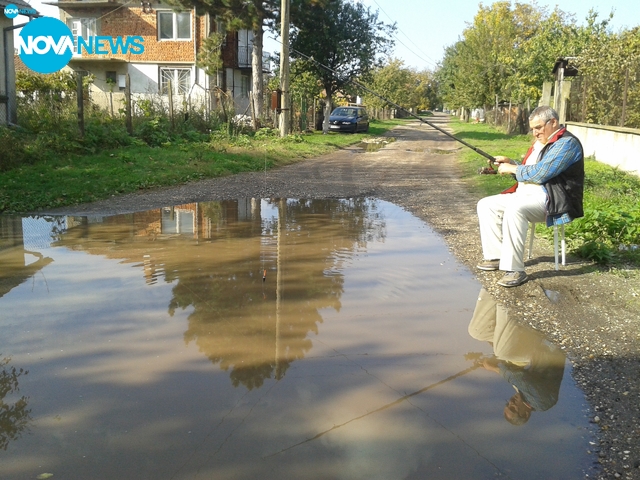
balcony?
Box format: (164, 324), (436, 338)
(235, 47), (273, 72)
(238, 46), (251, 69)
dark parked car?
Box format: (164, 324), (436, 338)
(328, 106), (370, 133)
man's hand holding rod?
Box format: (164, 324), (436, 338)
(493, 155), (518, 175)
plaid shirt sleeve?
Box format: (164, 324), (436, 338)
(515, 136), (582, 184)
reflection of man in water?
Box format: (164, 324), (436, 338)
(468, 288), (565, 425)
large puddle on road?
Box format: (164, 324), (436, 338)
(0, 199), (593, 479)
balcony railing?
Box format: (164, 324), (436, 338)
(236, 47), (273, 72)
(238, 46), (251, 68)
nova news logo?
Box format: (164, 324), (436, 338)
(16, 16), (144, 74)
(4, 3), (37, 19)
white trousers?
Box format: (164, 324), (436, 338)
(468, 288), (538, 365)
(477, 192), (547, 272)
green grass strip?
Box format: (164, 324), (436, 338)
(0, 120), (405, 214)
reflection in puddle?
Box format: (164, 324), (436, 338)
(428, 147), (461, 155)
(358, 137), (395, 152)
(0, 356), (31, 451)
(0, 200), (592, 479)
(395, 147), (463, 155)
(469, 288), (565, 425)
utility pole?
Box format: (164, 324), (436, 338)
(279, 0), (290, 137)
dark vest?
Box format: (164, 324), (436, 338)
(543, 130), (584, 219)
(503, 128), (584, 220)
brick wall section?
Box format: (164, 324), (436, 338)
(63, 6), (201, 63)
(61, 6), (243, 68)
(221, 31), (238, 68)
(196, 14), (206, 54)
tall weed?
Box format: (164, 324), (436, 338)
(0, 127), (28, 170)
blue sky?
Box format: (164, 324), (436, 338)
(17, 0), (640, 70)
(352, 0), (639, 70)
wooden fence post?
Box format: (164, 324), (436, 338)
(168, 80), (174, 129)
(76, 72), (85, 137)
(621, 66), (629, 127)
(125, 74), (132, 135)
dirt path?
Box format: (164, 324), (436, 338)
(44, 114), (640, 479)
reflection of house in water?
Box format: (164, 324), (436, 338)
(62, 199), (264, 285)
(160, 199), (259, 237)
(53, 198), (382, 390)
(0, 217), (54, 299)
(65, 199), (261, 239)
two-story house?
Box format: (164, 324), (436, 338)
(45, 0), (259, 115)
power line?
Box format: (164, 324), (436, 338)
(286, 44), (496, 162)
(389, 33), (439, 70)
(370, 0), (440, 69)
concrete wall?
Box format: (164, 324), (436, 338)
(567, 122), (640, 177)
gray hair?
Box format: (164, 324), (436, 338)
(529, 105), (559, 123)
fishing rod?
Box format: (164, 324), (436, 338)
(289, 47), (497, 163)
(265, 359), (487, 458)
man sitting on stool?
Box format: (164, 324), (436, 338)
(476, 106), (584, 287)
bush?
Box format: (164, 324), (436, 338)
(575, 241), (613, 264)
(83, 118), (133, 151)
(0, 127), (28, 171)
(134, 116), (173, 146)
(254, 127), (279, 139)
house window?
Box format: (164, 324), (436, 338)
(67, 18), (96, 48)
(216, 19), (227, 46)
(106, 71), (125, 91)
(106, 71), (117, 85)
(158, 11), (191, 40)
(240, 75), (250, 98)
(160, 68), (191, 95)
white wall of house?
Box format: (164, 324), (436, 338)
(63, 61), (213, 114)
(129, 63), (161, 94)
(123, 63), (208, 103)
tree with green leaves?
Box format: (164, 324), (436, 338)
(508, 8), (580, 102)
(412, 69), (440, 111)
(457, 2), (545, 108)
(362, 58), (413, 111)
(289, 0), (395, 132)
(169, 0), (278, 128)
(361, 59), (440, 114)
(436, 41), (475, 114)
(574, 16), (640, 128)
(196, 31), (226, 76)
(437, 2), (583, 117)
(438, 2), (640, 130)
